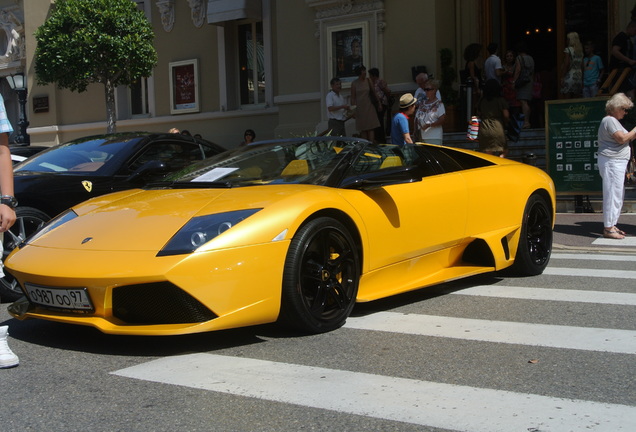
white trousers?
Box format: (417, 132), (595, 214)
(598, 155), (628, 228)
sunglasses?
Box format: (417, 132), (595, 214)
(424, 88), (434, 91)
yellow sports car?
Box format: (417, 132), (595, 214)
(6, 138), (555, 335)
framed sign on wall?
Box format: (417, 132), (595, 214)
(327, 22), (369, 86)
(169, 59), (199, 114)
(546, 97), (608, 194)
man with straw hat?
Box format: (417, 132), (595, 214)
(390, 93), (417, 145)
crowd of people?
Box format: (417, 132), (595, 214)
(322, 31), (629, 154)
(324, 41), (535, 153)
(323, 24), (636, 243)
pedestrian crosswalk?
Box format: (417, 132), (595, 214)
(112, 252), (636, 431)
(114, 353), (636, 432)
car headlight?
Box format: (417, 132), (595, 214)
(25, 210), (78, 246)
(157, 209), (262, 256)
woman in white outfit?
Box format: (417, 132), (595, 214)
(597, 93), (636, 239)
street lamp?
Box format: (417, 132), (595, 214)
(5, 73), (30, 146)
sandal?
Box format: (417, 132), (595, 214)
(603, 229), (625, 239)
(613, 226), (627, 236)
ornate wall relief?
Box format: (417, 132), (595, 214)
(155, 0), (175, 32)
(0, 9), (25, 67)
(306, 0), (385, 32)
(188, 0), (207, 28)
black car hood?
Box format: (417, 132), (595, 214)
(14, 172), (126, 219)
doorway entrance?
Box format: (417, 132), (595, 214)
(497, 0), (608, 126)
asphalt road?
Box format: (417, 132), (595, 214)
(553, 212), (636, 252)
(1, 247), (634, 431)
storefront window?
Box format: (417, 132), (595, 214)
(238, 22), (265, 106)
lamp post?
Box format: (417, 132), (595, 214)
(6, 73), (30, 146)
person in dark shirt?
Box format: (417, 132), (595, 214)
(609, 20), (636, 96)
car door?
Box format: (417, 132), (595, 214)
(339, 144), (469, 272)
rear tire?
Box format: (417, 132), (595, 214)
(0, 207), (50, 302)
(511, 194), (552, 276)
(280, 217), (360, 333)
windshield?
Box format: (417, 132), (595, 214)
(15, 136), (139, 174)
(163, 138), (365, 187)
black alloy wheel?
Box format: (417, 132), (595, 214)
(512, 194), (553, 276)
(280, 217), (360, 333)
(0, 207), (50, 302)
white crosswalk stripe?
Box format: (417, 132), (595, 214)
(344, 312), (636, 354)
(111, 254), (636, 431)
(113, 353), (636, 432)
(452, 285), (636, 305)
(592, 236), (636, 246)
(543, 267), (636, 278)
(551, 252), (636, 262)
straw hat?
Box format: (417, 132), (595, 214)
(399, 93), (417, 109)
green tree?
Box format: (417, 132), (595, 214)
(34, 0), (157, 133)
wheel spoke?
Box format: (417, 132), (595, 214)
(308, 282), (329, 314)
(326, 281), (351, 310)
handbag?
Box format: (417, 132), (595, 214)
(467, 116), (480, 141)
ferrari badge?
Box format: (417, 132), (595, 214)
(82, 180), (93, 192)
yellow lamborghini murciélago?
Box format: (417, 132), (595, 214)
(6, 138), (555, 335)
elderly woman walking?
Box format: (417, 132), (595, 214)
(598, 93), (636, 239)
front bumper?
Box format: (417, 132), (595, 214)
(7, 241), (290, 335)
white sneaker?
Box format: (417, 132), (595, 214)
(0, 325), (19, 368)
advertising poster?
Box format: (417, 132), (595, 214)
(546, 98), (608, 194)
(169, 59), (199, 114)
(327, 22), (368, 86)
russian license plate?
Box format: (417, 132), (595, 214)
(25, 283), (94, 312)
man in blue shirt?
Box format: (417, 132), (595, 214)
(391, 93), (417, 145)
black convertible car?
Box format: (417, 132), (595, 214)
(1, 132), (226, 301)
(10, 145), (49, 165)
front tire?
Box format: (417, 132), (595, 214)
(0, 206), (50, 302)
(280, 217), (360, 333)
(511, 194), (553, 276)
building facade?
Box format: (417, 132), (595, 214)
(0, 0), (633, 147)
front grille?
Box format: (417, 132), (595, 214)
(112, 282), (217, 324)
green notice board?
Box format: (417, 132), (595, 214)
(546, 98), (607, 194)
